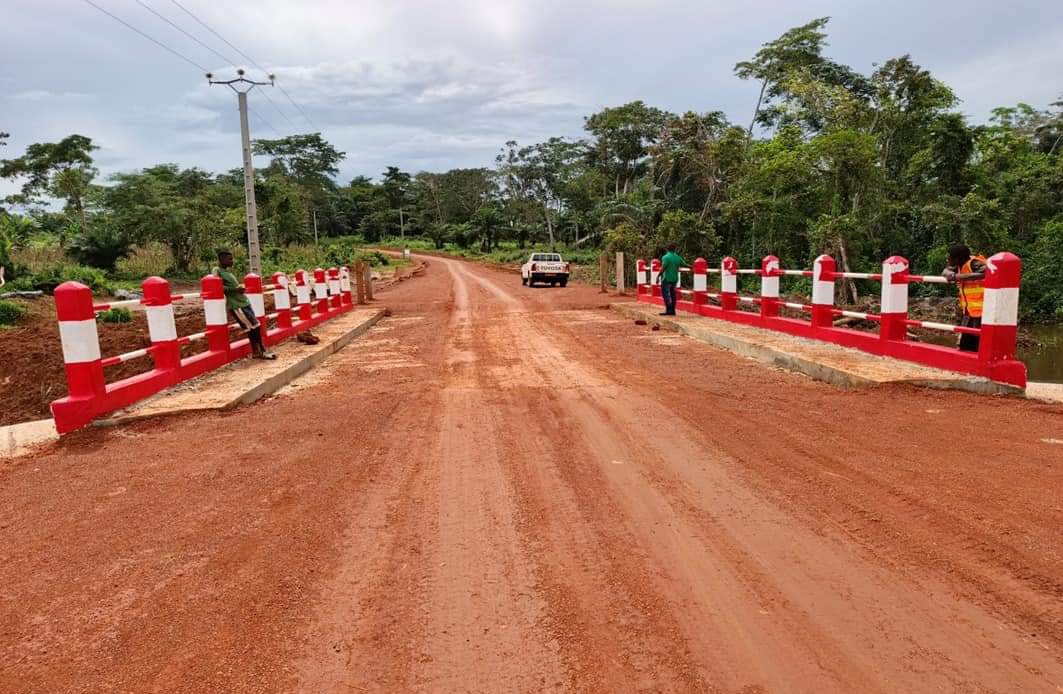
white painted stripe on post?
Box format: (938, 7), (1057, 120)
(721, 274), (737, 294)
(204, 298), (228, 326)
(314, 282), (327, 300)
(248, 294), (266, 318)
(812, 280), (834, 306)
(297, 285), (311, 305)
(274, 288), (291, 310)
(340, 272), (351, 292)
(881, 281), (907, 314)
(982, 287), (1019, 326)
(693, 274), (707, 292)
(59, 319), (102, 364)
(145, 305), (178, 341)
(329, 278), (341, 295)
(761, 276), (780, 299)
(650, 270), (659, 285)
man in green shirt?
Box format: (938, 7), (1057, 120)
(656, 244), (686, 316)
(213, 250), (275, 360)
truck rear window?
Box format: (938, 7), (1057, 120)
(532, 254), (562, 262)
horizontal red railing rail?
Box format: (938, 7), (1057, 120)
(51, 265), (356, 434)
(635, 253), (1025, 388)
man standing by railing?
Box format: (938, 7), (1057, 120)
(214, 249), (276, 361)
(656, 244), (686, 316)
(943, 244), (986, 352)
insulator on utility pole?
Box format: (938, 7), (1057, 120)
(207, 70), (276, 275)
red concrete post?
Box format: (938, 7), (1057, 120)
(811, 255), (837, 328)
(979, 252), (1021, 364)
(340, 266), (353, 305)
(720, 256), (738, 311)
(272, 272), (293, 330)
(201, 274), (230, 356)
(879, 256), (909, 342)
(313, 268), (329, 315)
(692, 257), (708, 307)
(142, 276), (180, 371)
(328, 267), (342, 310)
(760, 256), (781, 318)
(296, 270), (312, 323)
(51, 281), (106, 433)
(244, 273), (267, 343)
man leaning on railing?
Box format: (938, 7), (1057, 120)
(942, 244), (986, 352)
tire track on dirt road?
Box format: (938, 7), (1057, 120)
(460, 260), (1063, 693)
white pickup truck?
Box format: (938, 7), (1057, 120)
(521, 253), (570, 287)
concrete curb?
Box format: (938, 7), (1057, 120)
(97, 308), (386, 426)
(226, 308), (386, 410)
(612, 302), (1021, 396)
(0, 418), (60, 459)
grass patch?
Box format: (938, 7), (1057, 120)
(97, 307), (133, 324)
(0, 299), (28, 326)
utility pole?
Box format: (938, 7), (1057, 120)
(399, 207), (405, 240)
(313, 209), (319, 251)
(208, 69), (274, 275)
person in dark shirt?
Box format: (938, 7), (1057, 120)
(213, 250), (276, 360)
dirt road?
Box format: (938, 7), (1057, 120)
(2, 255), (1062, 693)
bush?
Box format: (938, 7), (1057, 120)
(66, 225), (133, 271)
(7, 264), (111, 295)
(0, 299), (27, 326)
(97, 307), (132, 324)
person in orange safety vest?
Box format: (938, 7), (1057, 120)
(942, 244), (986, 352)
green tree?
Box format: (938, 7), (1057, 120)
(735, 18), (870, 135)
(0, 134), (98, 233)
(585, 101), (671, 196)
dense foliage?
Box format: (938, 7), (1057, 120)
(2, 19), (1061, 316)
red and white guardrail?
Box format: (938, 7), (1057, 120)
(51, 266), (357, 434)
(634, 253), (1025, 387)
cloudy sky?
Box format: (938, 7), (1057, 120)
(2, 0), (1062, 194)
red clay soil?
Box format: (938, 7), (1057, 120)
(1, 256), (1061, 693)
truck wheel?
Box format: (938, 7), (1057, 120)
(528, 278), (535, 287)
(560, 279), (568, 288)
(521, 276), (527, 286)
(550, 281), (556, 287)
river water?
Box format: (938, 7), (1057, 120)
(920, 323), (1063, 383)
(1020, 324), (1063, 383)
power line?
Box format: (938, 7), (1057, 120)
(133, 0), (235, 68)
(80, 0), (207, 72)
(258, 89), (300, 132)
(248, 107), (281, 137)
(276, 84), (318, 132)
(136, 0), (300, 133)
(170, 0), (269, 73)
(169, 0), (318, 132)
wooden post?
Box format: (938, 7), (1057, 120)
(364, 263), (374, 301)
(354, 261), (367, 304)
(599, 254), (608, 293)
(615, 252), (625, 295)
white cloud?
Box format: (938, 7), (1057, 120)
(9, 90), (96, 103)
